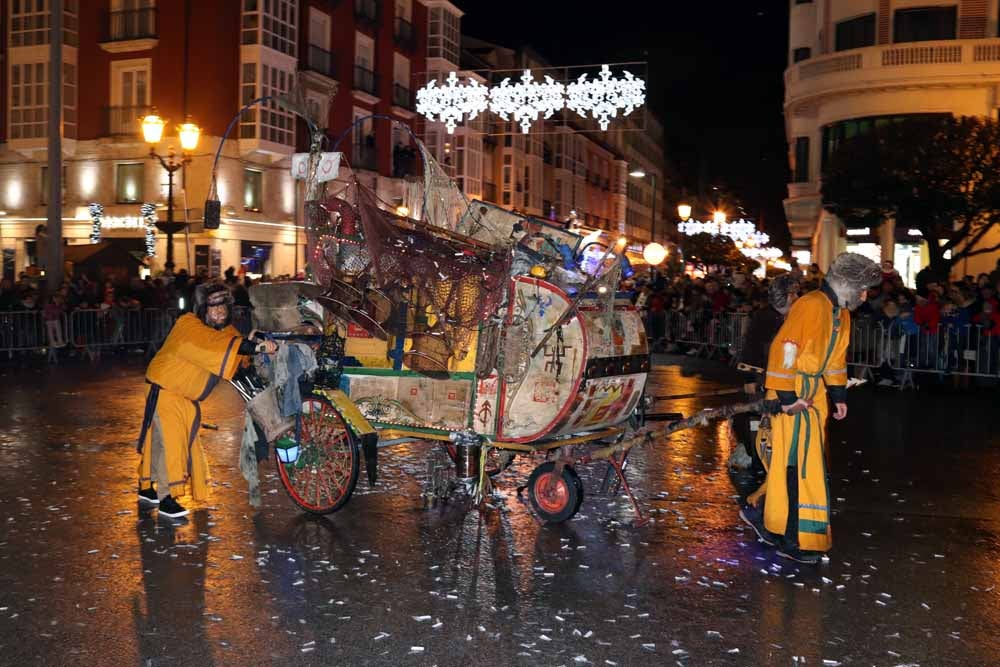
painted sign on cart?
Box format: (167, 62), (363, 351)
(346, 373), (472, 431)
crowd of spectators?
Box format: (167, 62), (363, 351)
(633, 256), (1000, 383)
(0, 265), (305, 356)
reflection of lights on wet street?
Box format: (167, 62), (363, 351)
(0, 359), (999, 665)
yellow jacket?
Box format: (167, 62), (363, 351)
(139, 314), (245, 500)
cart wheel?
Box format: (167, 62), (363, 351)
(276, 395), (360, 515)
(527, 462), (583, 523)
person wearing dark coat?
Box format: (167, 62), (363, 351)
(730, 274), (799, 470)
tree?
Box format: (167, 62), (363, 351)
(681, 232), (759, 273)
(822, 115), (1000, 278)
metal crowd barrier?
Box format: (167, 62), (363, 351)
(0, 305), (253, 362)
(643, 309), (1000, 387)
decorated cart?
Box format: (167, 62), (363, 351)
(219, 91), (654, 523)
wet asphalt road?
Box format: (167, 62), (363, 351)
(1, 355), (999, 666)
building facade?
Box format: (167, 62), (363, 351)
(0, 0), (427, 279)
(784, 0), (1000, 280)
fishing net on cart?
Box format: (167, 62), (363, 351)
(303, 132), (512, 374)
(354, 184), (511, 374)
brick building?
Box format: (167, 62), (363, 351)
(0, 0), (427, 279)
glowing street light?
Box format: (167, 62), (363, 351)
(178, 121), (201, 152)
(141, 113), (166, 144)
(677, 203), (692, 221)
(141, 111), (200, 270)
(642, 242), (668, 266)
(712, 210), (727, 225)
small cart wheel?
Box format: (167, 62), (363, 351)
(527, 462), (583, 523)
(276, 395), (360, 515)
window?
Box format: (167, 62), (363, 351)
(792, 137), (810, 183)
(10, 0), (76, 46)
(893, 6), (957, 43)
(820, 113), (950, 171)
(116, 163), (144, 203)
(109, 0), (156, 41)
(395, 0), (412, 21)
(428, 6), (460, 64)
(835, 13), (876, 51)
(356, 31), (374, 69)
(241, 0), (297, 57)
(9, 62), (47, 140)
(308, 7), (330, 49)
(239, 62), (295, 145)
(792, 47), (811, 63)
(110, 59), (151, 135)
(244, 169), (263, 212)
(239, 63), (257, 139)
(63, 63), (77, 139)
(40, 166), (67, 205)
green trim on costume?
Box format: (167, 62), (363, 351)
(787, 412), (802, 467)
(799, 519), (828, 534)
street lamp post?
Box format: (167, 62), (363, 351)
(628, 168), (657, 243)
(141, 113), (200, 269)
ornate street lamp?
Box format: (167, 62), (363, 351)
(141, 111), (200, 269)
(677, 203), (692, 221)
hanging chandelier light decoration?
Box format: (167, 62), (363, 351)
(566, 65), (646, 131)
(415, 71), (490, 135)
(488, 69), (566, 134)
(415, 64), (647, 134)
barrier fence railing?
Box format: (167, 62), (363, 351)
(645, 310), (1000, 385)
(5, 305), (1000, 384)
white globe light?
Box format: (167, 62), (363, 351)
(642, 242), (668, 266)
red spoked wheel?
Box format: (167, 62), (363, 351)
(527, 461), (583, 523)
(276, 395), (360, 515)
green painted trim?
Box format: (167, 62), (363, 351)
(342, 367), (477, 380)
(371, 421), (451, 436)
(799, 519), (828, 535)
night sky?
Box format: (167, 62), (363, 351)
(456, 0), (792, 247)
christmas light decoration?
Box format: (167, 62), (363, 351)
(488, 69), (566, 134)
(566, 65), (646, 131)
(415, 71), (490, 135)
(416, 65), (648, 134)
(88, 203), (103, 244)
(740, 246), (783, 261)
(141, 203), (157, 257)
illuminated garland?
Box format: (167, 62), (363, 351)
(416, 64), (647, 135)
(88, 203), (103, 243)
(141, 203), (157, 257)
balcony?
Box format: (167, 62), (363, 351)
(103, 105), (152, 138)
(394, 17), (414, 50)
(353, 143), (377, 171)
(355, 0), (378, 27)
(304, 44), (336, 80)
(392, 83), (413, 110)
(785, 38), (1000, 116)
(354, 65), (378, 97)
(100, 7), (157, 52)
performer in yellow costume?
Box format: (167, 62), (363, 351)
(757, 253), (881, 563)
(136, 284), (276, 518)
